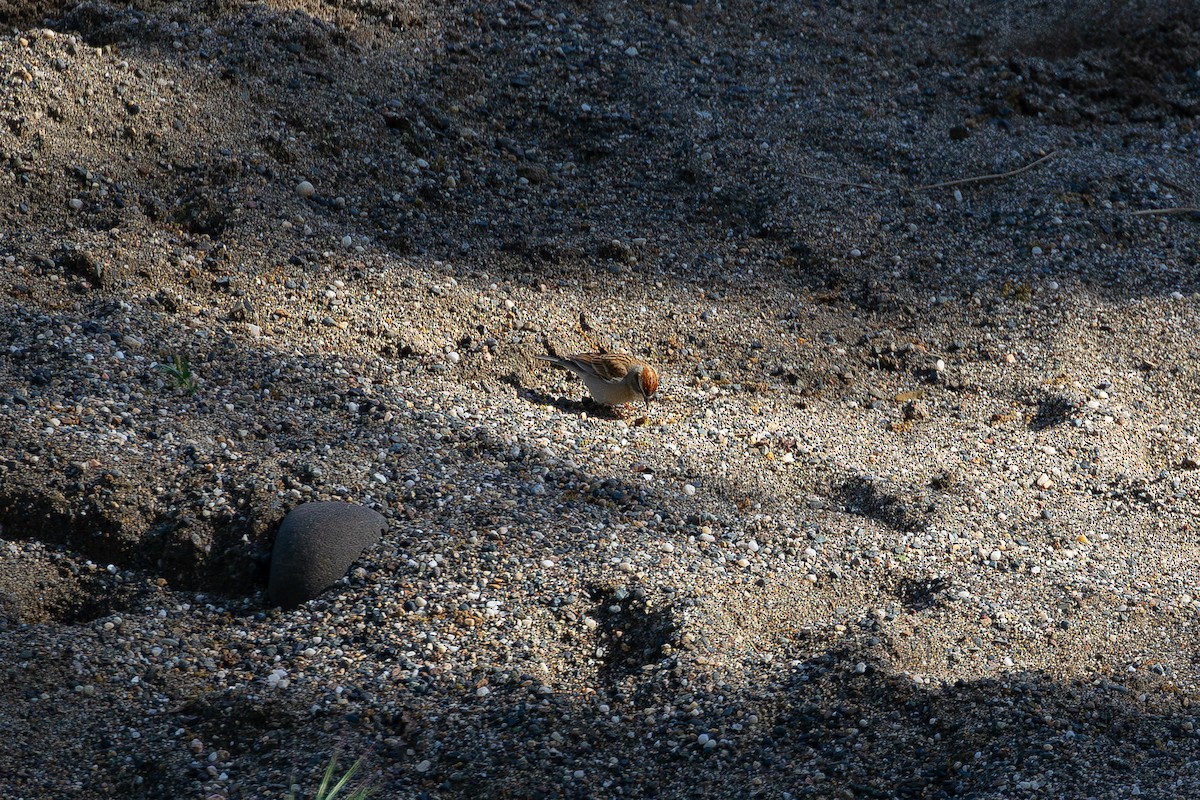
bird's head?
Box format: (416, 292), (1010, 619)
(637, 364), (659, 409)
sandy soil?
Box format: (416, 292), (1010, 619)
(2, 0), (1200, 797)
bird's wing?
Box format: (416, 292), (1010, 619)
(569, 352), (632, 382)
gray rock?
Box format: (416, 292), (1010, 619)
(268, 501), (387, 608)
(903, 399), (931, 422)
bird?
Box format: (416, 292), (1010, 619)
(536, 351), (659, 409)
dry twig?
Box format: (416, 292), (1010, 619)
(1128, 207), (1200, 217)
(909, 151), (1058, 191)
(794, 151), (1058, 194)
(794, 173), (882, 191)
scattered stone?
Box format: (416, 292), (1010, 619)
(516, 164), (549, 184)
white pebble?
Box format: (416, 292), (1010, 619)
(296, 180), (315, 198)
(683, 483), (697, 496)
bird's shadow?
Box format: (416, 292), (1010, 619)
(503, 374), (628, 419)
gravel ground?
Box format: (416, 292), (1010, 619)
(2, 0), (1200, 797)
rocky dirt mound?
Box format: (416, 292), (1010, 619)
(3, 0), (1200, 797)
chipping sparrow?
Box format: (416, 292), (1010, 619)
(536, 351), (660, 408)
